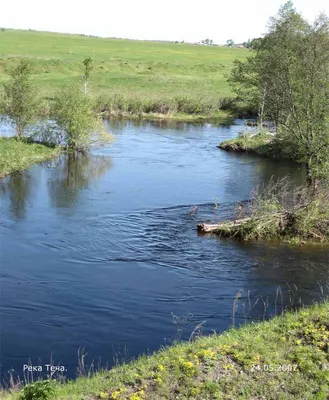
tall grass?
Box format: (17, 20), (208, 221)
(93, 93), (236, 120)
(216, 178), (329, 243)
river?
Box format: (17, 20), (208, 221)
(1, 119), (328, 381)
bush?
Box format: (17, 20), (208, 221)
(0, 59), (39, 137)
(19, 381), (54, 400)
(53, 84), (98, 150)
(248, 179), (329, 242)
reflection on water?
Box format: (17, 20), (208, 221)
(48, 153), (112, 209)
(1, 171), (34, 220)
(0, 119), (328, 381)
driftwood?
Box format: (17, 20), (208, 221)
(197, 217), (252, 234)
(197, 212), (284, 239)
(198, 211), (329, 242)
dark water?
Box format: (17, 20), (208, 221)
(1, 119), (328, 381)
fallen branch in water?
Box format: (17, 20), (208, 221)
(197, 210), (329, 243)
(197, 217), (252, 233)
(198, 179), (329, 243)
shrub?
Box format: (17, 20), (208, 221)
(19, 381), (54, 400)
(0, 59), (39, 137)
(53, 84), (98, 150)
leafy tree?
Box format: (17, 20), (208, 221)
(52, 84), (113, 151)
(241, 38), (263, 49)
(201, 39), (213, 45)
(82, 57), (93, 94)
(226, 39), (235, 47)
(279, 13), (329, 185)
(0, 60), (39, 137)
(53, 84), (98, 150)
(228, 2), (329, 186)
(228, 56), (261, 116)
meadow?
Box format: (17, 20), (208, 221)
(0, 29), (248, 119)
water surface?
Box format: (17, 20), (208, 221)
(1, 120), (328, 380)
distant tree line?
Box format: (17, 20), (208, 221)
(201, 39), (214, 45)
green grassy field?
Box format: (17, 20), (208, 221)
(2, 302), (328, 400)
(0, 29), (248, 118)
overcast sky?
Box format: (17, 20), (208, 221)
(1, 0), (329, 44)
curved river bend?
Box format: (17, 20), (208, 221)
(1, 119), (328, 380)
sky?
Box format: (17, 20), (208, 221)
(1, 0), (329, 44)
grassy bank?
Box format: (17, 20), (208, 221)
(94, 95), (236, 123)
(216, 134), (329, 244)
(199, 177), (329, 244)
(0, 29), (249, 121)
(0, 137), (61, 177)
(218, 132), (297, 161)
(2, 302), (328, 400)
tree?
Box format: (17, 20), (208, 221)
(201, 39), (213, 45)
(1, 60), (39, 137)
(82, 57), (93, 94)
(228, 56), (261, 116)
(248, 38), (263, 50)
(53, 84), (98, 150)
(228, 2), (329, 186)
(52, 84), (113, 151)
(226, 39), (235, 47)
(280, 13), (329, 185)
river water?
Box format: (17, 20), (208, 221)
(1, 119), (328, 381)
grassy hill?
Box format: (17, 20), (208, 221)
(0, 29), (248, 119)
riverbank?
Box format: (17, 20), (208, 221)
(0, 137), (61, 178)
(198, 204), (329, 244)
(98, 108), (234, 123)
(218, 132), (297, 161)
(2, 302), (328, 400)
(216, 133), (329, 244)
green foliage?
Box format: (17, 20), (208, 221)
(82, 57), (93, 94)
(83, 57), (93, 81)
(19, 381), (54, 400)
(201, 39), (214, 45)
(243, 38), (263, 50)
(228, 2), (329, 183)
(0, 60), (39, 137)
(52, 85), (98, 150)
(211, 175), (329, 243)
